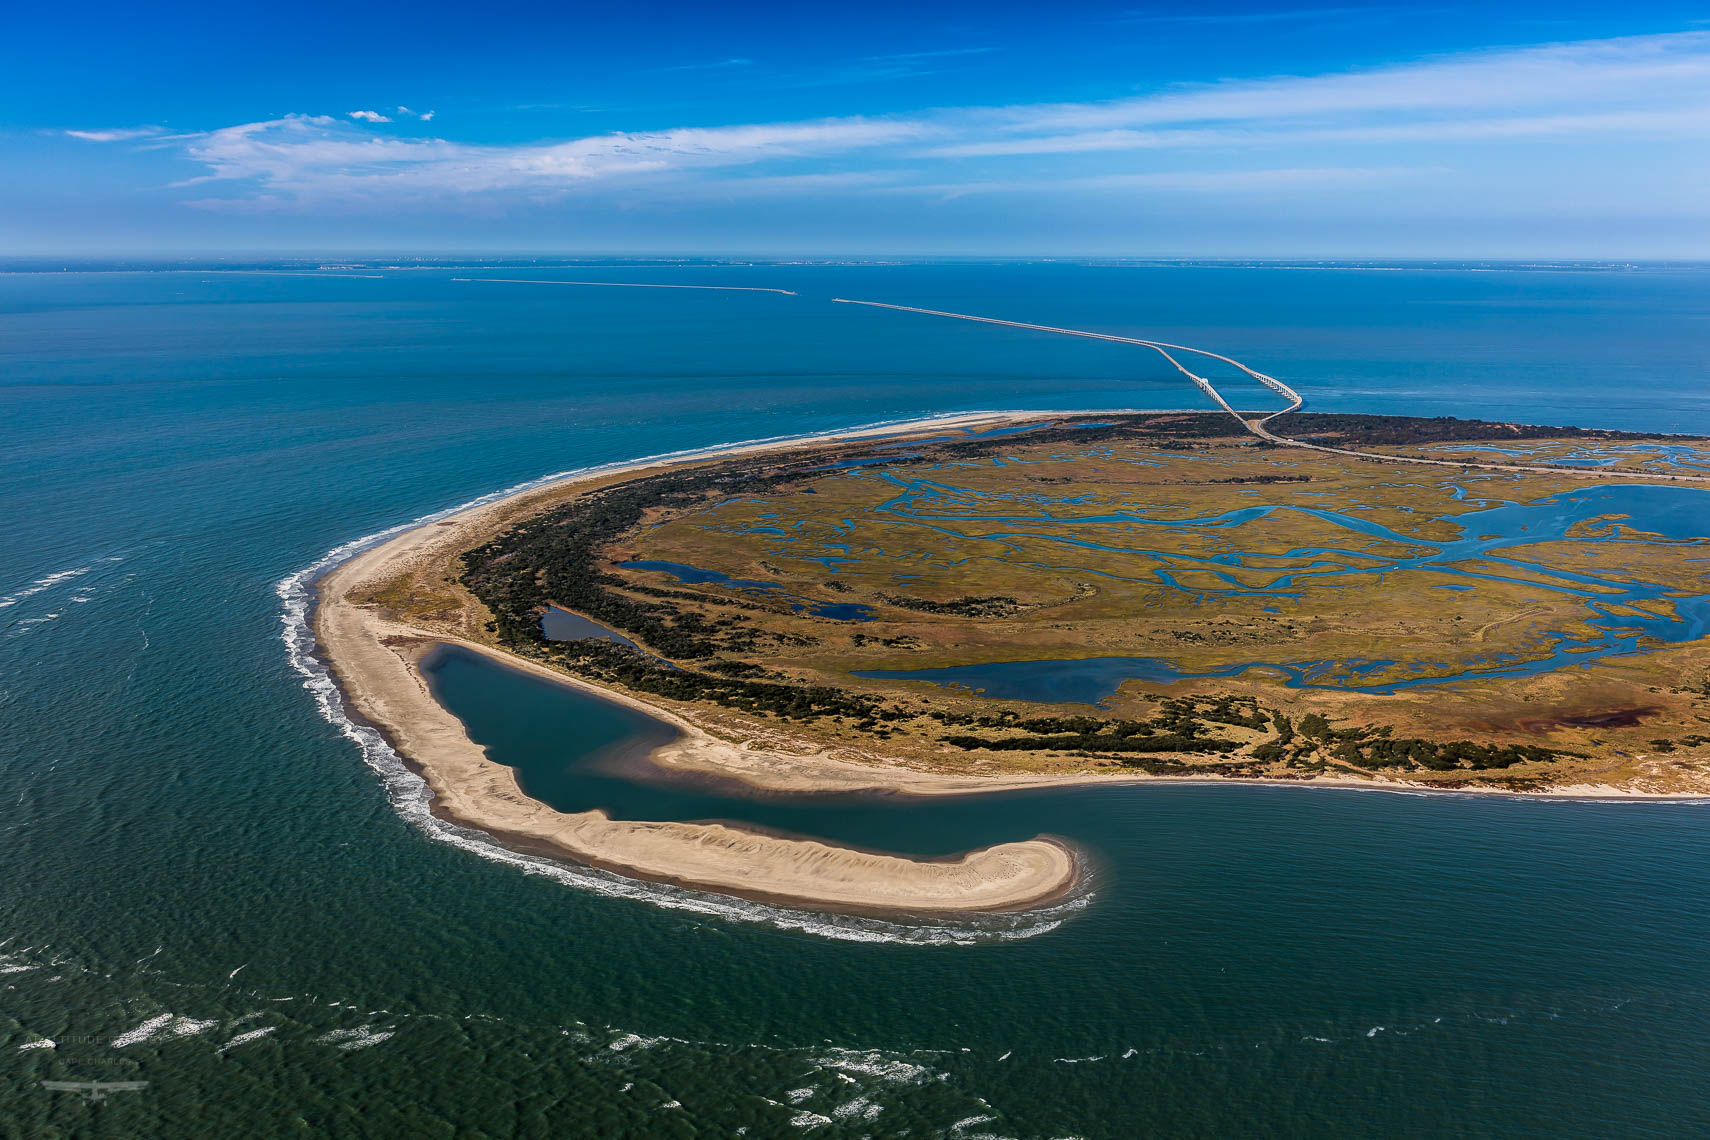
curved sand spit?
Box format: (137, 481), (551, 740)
(314, 415), (1082, 915)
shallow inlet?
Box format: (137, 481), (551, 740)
(420, 643), (1099, 860)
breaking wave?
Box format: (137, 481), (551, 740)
(0, 565), (95, 610)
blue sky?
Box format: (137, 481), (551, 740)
(4, 1), (1709, 256)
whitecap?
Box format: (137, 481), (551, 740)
(606, 1032), (666, 1053)
(110, 1015), (173, 1048)
(220, 1027), (277, 1051)
(317, 1025), (395, 1051)
(111, 1014), (217, 1048)
(789, 1110), (833, 1129)
(831, 1096), (883, 1121)
(17, 1039), (55, 1051)
(0, 566), (93, 609)
(810, 1047), (937, 1084)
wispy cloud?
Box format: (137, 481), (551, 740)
(644, 57), (753, 74)
(158, 113), (927, 208)
(1112, 6), (1417, 26)
(65, 126), (167, 142)
(985, 31), (1710, 134)
(61, 31), (1710, 214)
(860, 47), (994, 62)
(927, 106), (1710, 158)
(775, 46), (993, 89)
(903, 166), (1432, 199)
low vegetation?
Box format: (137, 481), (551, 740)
(453, 412), (1710, 790)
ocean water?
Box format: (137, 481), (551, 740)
(3, 262), (1710, 1138)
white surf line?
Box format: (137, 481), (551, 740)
(454, 277), (798, 296)
(833, 298), (1710, 486)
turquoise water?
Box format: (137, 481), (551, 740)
(4, 262), (1710, 1137)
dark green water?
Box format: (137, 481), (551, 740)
(419, 643), (1710, 1137)
(4, 262), (1710, 1138)
(422, 643), (1088, 862)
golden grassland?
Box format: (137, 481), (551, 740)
(377, 418), (1710, 794)
(1369, 438), (1710, 475)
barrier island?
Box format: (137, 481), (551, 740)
(318, 411), (1710, 914)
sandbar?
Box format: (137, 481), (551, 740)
(313, 414), (1088, 914)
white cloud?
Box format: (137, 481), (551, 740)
(64, 126), (166, 142)
(927, 105), (1710, 158)
(644, 57), (753, 74)
(167, 112), (927, 208)
(860, 47), (993, 62)
(900, 166), (1432, 199)
(1111, 5), (1412, 26)
(71, 30), (1710, 215)
(993, 31), (1710, 134)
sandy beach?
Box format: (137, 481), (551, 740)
(313, 414), (1095, 914)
